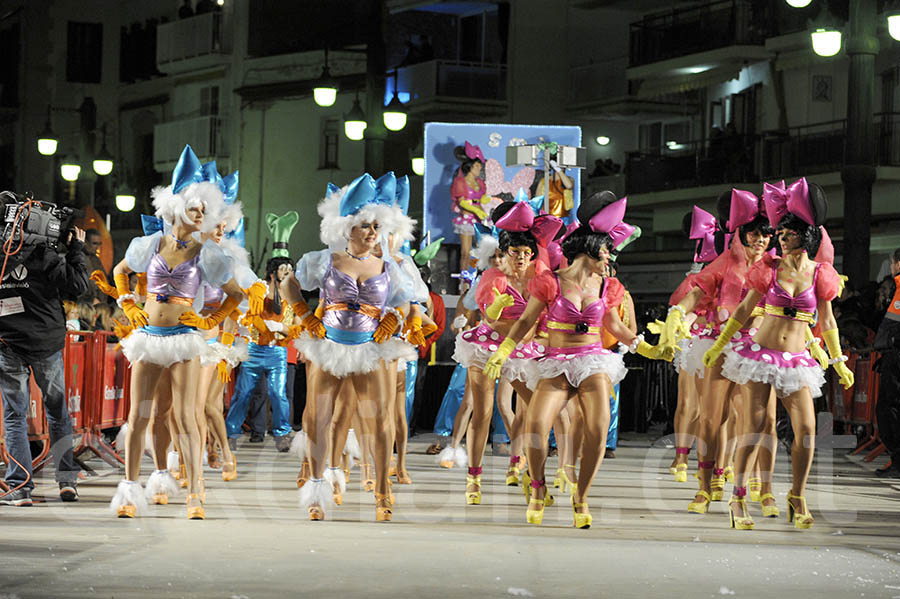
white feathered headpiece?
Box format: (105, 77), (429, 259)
(318, 172), (407, 250)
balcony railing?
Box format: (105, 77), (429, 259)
(629, 0), (768, 68)
(624, 113), (900, 195)
(153, 115), (228, 167)
(397, 60), (506, 103)
(156, 12), (228, 67)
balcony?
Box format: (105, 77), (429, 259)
(624, 113), (900, 196)
(153, 115), (228, 170)
(396, 60), (507, 116)
(156, 12), (230, 75)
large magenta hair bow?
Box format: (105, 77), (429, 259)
(689, 206), (719, 263)
(762, 177), (815, 229)
(588, 197), (639, 250)
(726, 189), (764, 232)
(464, 141), (485, 163)
(493, 201), (562, 247)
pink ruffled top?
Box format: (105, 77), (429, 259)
(476, 262), (549, 320)
(529, 271), (624, 328)
(747, 255), (840, 314)
(691, 239), (764, 322)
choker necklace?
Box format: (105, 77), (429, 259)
(171, 233), (189, 249)
(346, 249), (371, 261)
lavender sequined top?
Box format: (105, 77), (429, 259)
(146, 252), (203, 300)
(202, 283), (225, 310)
(321, 256), (390, 333)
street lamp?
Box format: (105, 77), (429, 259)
(410, 139), (424, 176)
(887, 3), (900, 41)
(344, 93), (367, 141)
(596, 136), (610, 146)
(115, 193), (136, 212)
(60, 157), (81, 182)
(785, 0), (813, 6)
(313, 49), (338, 107)
(811, 27), (842, 56)
(383, 92), (407, 132)
(37, 106), (58, 156)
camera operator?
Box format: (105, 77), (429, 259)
(0, 225), (90, 506)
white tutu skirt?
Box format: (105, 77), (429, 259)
(201, 338), (250, 367)
(677, 337), (716, 379)
(120, 327), (210, 367)
(295, 335), (416, 378)
(526, 344), (627, 390)
(721, 342), (825, 398)
(451, 329), (541, 384)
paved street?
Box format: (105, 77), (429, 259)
(1, 431), (899, 599)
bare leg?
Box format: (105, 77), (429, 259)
(571, 373), (612, 518)
(169, 358), (203, 497)
(756, 388), (778, 512)
(465, 367), (496, 471)
(672, 370), (700, 471)
(730, 381), (772, 523)
(393, 365), (412, 482)
(450, 384), (474, 449)
(781, 387), (816, 525)
(149, 372), (173, 470)
(204, 375), (235, 470)
(125, 361), (165, 481)
(690, 359), (736, 510)
(302, 363), (339, 480)
(459, 233), (472, 281)
(554, 404), (572, 489)
(350, 362), (395, 517)
(495, 378), (515, 454)
(564, 400), (582, 485)
(523, 375), (571, 512)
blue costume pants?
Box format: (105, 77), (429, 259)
(607, 383), (620, 450)
(226, 343), (291, 438)
(434, 363), (467, 437)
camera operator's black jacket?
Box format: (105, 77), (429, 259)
(0, 239), (89, 361)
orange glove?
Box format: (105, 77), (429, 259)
(294, 301), (326, 339)
(113, 320), (134, 340)
(216, 360), (231, 383)
(422, 322), (438, 338)
(115, 273), (148, 328)
(244, 281), (267, 315)
(373, 311), (400, 344)
(180, 295), (241, 330)
(135, 273), (148, 297)
(90, 270), (118, 299)
(404, 315), (425, 346)
(287, 325), (304, 340)
(221, 331), (235, 346)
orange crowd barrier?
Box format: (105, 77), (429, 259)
(827, 350), (885, 461)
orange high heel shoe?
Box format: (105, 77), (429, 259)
(186, 493), (205, 520)
(361, 463), (375, 492)
(388, 456), (398, 478)
(396, 469), (412, 484)
(296, 458), (311, 489)
(207, 447), (221, 469)
(179, 463), (188, 489)
(374, 492), (393, 522)
(222, 459), (237, 482)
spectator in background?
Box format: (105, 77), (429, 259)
(875, 248), (900, 477)
(81, 229), (106, 305)
(77, 302), (96, 332)
(178, 0), (194, 19)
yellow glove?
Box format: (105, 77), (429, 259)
(90, 270), (118, 299)
(244, 281), (267, 316)
(663, 306), (690, 346)
(485, 288), (515, 321)
(373, 311), (400, 344)
(805, 328), (828, 370)
(294, 301), (326, 339)
(823, 328), (854, 390)
(404, 315), (425, 346)
(221, 331), (235, 346)
(216, 360), (231, 383)
(646, 319), (665, 335)
(702, 317), (743, 368)
(635, 340), (663, 360)
(287, 325), (304, 340)
(459, 198), (488, 221)
(483, 337), (517, 380)
(180, 295), (241, 330)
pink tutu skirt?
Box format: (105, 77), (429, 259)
(721, 340), (824, 398)
(526, 341), (627, 390)
(452, 323), (544, 384)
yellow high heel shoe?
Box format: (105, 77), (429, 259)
(710, 469), (725, 501)
(552, 468), (564, 490)
(688, 490), (712, 514)
(506, 456), (522, 486)
(786, 492), (814, 529)
(179, 463), (188, 489)
(375, 492), (393, 522)
(520, 470), (532, 504)
(669, 464), (678, 476)
(186, 493), (205, 520)
(388, 456), (398, 478)
(728, 493), (755, 530)
(747, 477), (762, 503)
(673, 463), (688, 483)
(525, 479), (552, 525)
(561, 465), (577, 494)
(723, 465), (735, 484)
(466, 469), (482, 505)
(758, 492), (779, 518)
(572, 496), (592, 529)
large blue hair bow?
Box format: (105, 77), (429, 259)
(141, 214), (164, 236)
(340, 172), (401, 216)
(473, 221), (497, 245)
(395, 175), (410, 215)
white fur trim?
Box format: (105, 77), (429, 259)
(526, 353), (627, 390)
(324, 467), (347, 495)
(343, 428), (362, 462)
(144, 470), (181, 501)
(298, 478), (336, 514)
(289, 430), (308, 460)
(120, 328), (210, 367)
(109, 480), (149, 516)
(472, 236), (499, 270)
(116, 294), (135, 308)
(115, 423), (128, 454)
(452, 333), (531, 384)
(679, 337), (714, 379)
(387, 205), (416, 242)
(453, 222), (476, 236)
(437, 446), (456, 467)
(227, 337), (250, 367)
(151, 181), (224, 230)
(201, 341), (230, 367)
(167, 450), (180, 474)
(454, 446), (468, 469)
(294, 336), (416, 378)
(317, 185), (396, 249)
(722, 351), (825, 399)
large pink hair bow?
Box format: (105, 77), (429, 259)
(588, 197), (638, 250)
(727, 189), (764, 232)
(762, 177), (815, 229)
(493, 201), (562, 247)
(689, 205), (719, 263)
(815, 226), (834, 264)
(464, 141), (485, 163)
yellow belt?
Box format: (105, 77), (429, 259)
(324, 302), (383, 320)
(750, 305), (765, 318)
(546, 320), (602, 334)
(764, 304), (815, 324)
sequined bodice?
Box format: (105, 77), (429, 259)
(321, 256), (390, 332)
(146, 251), (202, 299)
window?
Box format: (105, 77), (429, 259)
(67, 22), (103, 83)
(319, 118), (339, 169)
(200, 86), (220, 116)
